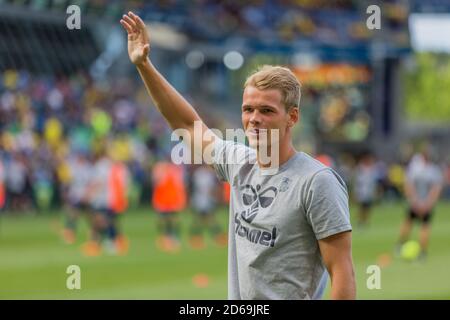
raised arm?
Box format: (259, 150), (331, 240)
(120, 12), (217, 162)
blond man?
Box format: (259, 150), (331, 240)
(120, 12), (355, 300)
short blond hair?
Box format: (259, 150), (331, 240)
(244, 65), (301, 110)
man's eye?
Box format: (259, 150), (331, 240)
(262, 109), (272, 113)
(244, 108), (252, 112)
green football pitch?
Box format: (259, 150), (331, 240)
(0, 201), (449, 299)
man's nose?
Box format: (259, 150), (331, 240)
(249, 110), (262, 125)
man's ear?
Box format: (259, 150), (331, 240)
(287, 107), (299, 127)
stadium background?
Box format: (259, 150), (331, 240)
(0, 0), (449, 299)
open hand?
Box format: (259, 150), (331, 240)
(120, 11), (150, 65)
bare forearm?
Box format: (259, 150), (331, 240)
(330, 269), (356, 300)
(404, 182), (416, 204)
(424, 185), (443, 209)
(136, 58), (201, 130)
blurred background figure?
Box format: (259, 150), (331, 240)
(152, 160), (187, 253)
(107, 150), (131, 255)
(0, 154), (5, 212)
(353, 152), (378, 228)
(5, 152), (31, 213)
(188, 164), (227, 249)
(395, 146), (444, 261)
(81, 148), (112, 257)
(61, 152), (93, 245)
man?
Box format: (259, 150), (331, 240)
(396, 148), (443, 261)
(353, 152), (378, 228)
(62, 152), (93, 244)
(81, 149), (112, 256)
(0, 155), (5, 211)
(5, 152), (29, 212)
(120, 11), (355, 299)
(152, 159), (187, 253)
(107, 152), (131, 255)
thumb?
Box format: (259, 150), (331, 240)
(142, 44), (150, 57)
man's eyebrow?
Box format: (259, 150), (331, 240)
(242, 104), (276, 109)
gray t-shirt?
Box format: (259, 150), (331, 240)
(406, 159), (443, 202)
(353, 164), (378, 202)
(213, 139), (352, 300)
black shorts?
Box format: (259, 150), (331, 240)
(408, 208), (433, 224)
(70, 201), (90, 212)
(95, 207), (114, 216)
(359, 201), (373, 210)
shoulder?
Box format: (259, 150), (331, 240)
(303, 160), (347, 195)
(309, 168), (347, 191)
(214, 139), (256, 171)
(215, 139), (255, 160)
(286, 153), (347, 196)
(295, 152), (344, 184)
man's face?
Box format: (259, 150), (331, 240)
(242, 86), (297, 149)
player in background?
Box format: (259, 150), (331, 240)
(107, 151), (131, 255)
(62, 152), (93, 244)
(395, 147), (444, 261)
(352, 152), (378, 228)
(81, 149), (112, 256)
(0, 155), (5, 211)
(188, 164), (227, 249)
(5, 152), (29, 212)
(152, 160), (187, 253)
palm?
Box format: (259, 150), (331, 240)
(128, 30), (148, 64)
(120, 12), (150, 65)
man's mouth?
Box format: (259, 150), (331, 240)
(247, 128), (265, 136)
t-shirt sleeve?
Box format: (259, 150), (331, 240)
(211, 138), (253, 183)
(303, 169), (352, 240)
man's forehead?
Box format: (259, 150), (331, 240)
(242, 86), (282, 105)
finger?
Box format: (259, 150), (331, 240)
(123, 14), (137, 31)
(120, 19), (133, 34)
(131, 12), (147, 30)
(122, 14), (136, 29)
(129, 11), (144, 27)
(128, 11), (140, 27)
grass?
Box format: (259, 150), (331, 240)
(0, 201), (449, 299)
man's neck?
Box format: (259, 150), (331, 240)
(256, 142), (297, 169)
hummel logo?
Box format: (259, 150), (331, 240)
(241, 184), (277, 223)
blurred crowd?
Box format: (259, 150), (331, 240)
(2, 0), (410, 47)
(138, 0), (409, 47)
(0, 68), (178, 212)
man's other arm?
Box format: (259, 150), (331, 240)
(318, 231), (356, 300)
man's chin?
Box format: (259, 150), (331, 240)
(248, 139), (270, 150)
(248, 141), (258, 149)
